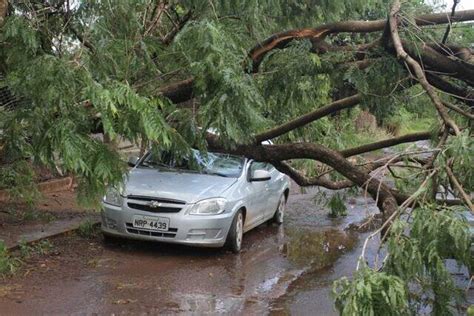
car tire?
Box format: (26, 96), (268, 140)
(273, 194), (286, 225)
(225, 210), (244, 253)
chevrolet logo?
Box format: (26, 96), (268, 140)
(147, 201), (162, 208)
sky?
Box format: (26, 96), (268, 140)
(453, 0), (474, 10)
(430, 0), (474, 11)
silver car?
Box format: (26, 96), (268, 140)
(101, 149), (290, 252)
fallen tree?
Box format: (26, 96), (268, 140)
(1, 0), (473, 314)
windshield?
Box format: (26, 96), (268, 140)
(138, 149), (244, 178)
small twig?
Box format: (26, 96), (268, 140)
(466, 276), (474, 292)
(144, 2), (167, 37)
(445, 165), (474, 212)
(443, 101), (474, 120)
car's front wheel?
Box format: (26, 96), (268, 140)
(273, 194), (286, 225)
(225, 210), (244, 253)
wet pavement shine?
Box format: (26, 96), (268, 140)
(0, 188), (379, 315)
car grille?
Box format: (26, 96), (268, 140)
(127, 195), (186, 204)
(125, 223), (178, 238)
(127, 203), (182, 213)
(126, 195), (186, 213)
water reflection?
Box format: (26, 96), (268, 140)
(281, 227), (358, 269)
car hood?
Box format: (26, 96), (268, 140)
(124, 168), (238, 203)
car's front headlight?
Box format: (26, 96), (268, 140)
(188, 198), (227, 215)
(103, 186), (123, 207)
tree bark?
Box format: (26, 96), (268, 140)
(158, 78), (195, 104)
(248, 9), (474, 73)
(254, 94), (361, 143)
(405, 42), (474, 87)
(272, 161), (354, 189)
(427, 74), (474, 107)
(340, 131), (433, 157)
(388, 1), (461, 135)
(0, 0), (7, 27)
(207, 137), (399, 217)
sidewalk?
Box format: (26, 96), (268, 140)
(0, 189), (100, 250)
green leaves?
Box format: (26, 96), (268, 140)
(1, 15), (40, 56)
(257, 40), (332, 142)
(175, 20), (265, 144)
(334, 263), (409, 316)
(328, 192), (348, 218)
(383, 205), (470, 315)
(335, 202), (471, 315)
(437, 131), (474, 193)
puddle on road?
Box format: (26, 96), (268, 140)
(162, 227), (359, 314)
(282, 227), (358, 269)
(169, 293), (247, 314)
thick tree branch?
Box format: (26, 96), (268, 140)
(158, 78), (195, 104)
(271, 156), (414, 190)
(427, 43), (473, 63)
(248, 9), (474, 73)
(443, 101), (474, 120)
(427, 74), (474, 107)
(254, 94), (361, 143)
(272, 161), (354, 189)
(340, 131), (433, 158)
(207, 137), (399, 217)
(389, 1), (461, 135)
(405, 42), (474, 87)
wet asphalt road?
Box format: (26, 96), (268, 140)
(0, 189), (379, 315)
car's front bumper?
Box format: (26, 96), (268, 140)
(101, 202), (234, 248)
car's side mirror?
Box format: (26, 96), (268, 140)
(250, 169), (271, 182)
(128, 156), (140, 167)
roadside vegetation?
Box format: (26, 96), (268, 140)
(18, 239), (54, 258)
(77, 219), (99, 239)
(0, 241), (20, 277)
(0, 239), (57, 278)
(0, 0), (473, 314)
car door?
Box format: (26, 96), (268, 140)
(244, 161), (271, 230)
(264, 165), (285, 219)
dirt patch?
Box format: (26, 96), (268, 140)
(0, 230), (104, 312)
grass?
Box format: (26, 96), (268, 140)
(19, 239), (54, 258)
(0, 238), (56, 277)
(20, 210), (56, 223)
(0, 241), (21, 277)
(77, 219), (99, 239)
(398, 116), (435, 135)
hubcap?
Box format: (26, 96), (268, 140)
(236, 213), (243, 248)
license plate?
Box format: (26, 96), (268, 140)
(132, 215), (170, 232)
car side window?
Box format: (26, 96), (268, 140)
(249, 161), (275, 177)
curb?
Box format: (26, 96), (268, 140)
(0, 177), (73, 202)
(6, 218), (100, 251)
